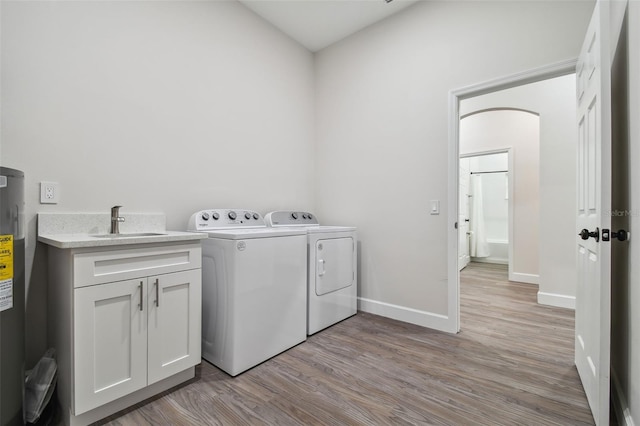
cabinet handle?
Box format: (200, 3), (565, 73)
(138, 281), (143, 311)
(154, 278), (159, 307)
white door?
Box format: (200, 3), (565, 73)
(575, 2), (611, 424)
(458, 158), (471, 270)
(74, 278), (147, 415)
(147, 270), (202, 385)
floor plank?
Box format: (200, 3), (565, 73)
(98, 262), (593, 425)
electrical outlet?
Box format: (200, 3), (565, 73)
(40, 182), (60, 204)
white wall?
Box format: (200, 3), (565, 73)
(1, 1), (315, 365)
(461, 112), (540, 280)
(1, 0), (596, 364)
(460, 74), (578, 308)
(315, 0), (592, 329)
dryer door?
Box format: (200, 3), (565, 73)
(315, 237), (355, 295)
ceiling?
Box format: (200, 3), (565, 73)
(238, 0), (420, 52)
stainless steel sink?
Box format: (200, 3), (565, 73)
(91, 232), (167, 239)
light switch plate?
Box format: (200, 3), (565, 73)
(430, 200), (440, 215)
(40, 182), (59, 204)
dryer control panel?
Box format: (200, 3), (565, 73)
(188, 209), (265, 231)
(265, 211), (319, 227)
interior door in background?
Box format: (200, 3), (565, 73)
(458, 157), (471, 270)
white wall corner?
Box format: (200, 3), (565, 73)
(537, 291), (575, 310)
(612, 367), (637, 426)
(358, 297), (457, 334)
(509, 272), (540, 285)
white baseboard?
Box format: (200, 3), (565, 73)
(612, 367), (636, 426)
(358, 297), (456, 333)
(537, 291), (575, 310)
(509, 272), (539, 285)
(471, 257), (508, 265)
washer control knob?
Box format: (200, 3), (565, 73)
(212, 212), (220, 220)
(201, 212), (210, 221)
(228, 211), (237, 220)
(244, 212), (252, 220)
(253, 213), (259, 220)
(307, 214), (313, 220)
(291, 212), (299, 220)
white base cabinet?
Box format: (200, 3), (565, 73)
(47, 242), (202, 426)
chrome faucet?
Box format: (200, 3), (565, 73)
(110, 205), (125, 234)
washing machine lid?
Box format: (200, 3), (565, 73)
(202, 227), (306, 240)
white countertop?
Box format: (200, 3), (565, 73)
(38, 230), (207, 249)
(37, 212), (207, 249)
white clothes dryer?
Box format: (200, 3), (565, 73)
(188, 209), (307, 376)
(265, 211), (357, 335)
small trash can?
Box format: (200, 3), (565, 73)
(25, 348), (58, 425)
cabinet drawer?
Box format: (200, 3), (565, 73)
(73, 243), (201, 287)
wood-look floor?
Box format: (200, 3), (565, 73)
(98, 262), (593, 425)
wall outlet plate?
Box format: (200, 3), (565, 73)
(40, 182), (59, 204)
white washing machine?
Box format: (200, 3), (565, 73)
(187, 209), (307, 376)
(265, 211), (357, 335)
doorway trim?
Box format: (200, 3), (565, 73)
(446, 58), (577, 333)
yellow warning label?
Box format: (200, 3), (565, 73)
(0, 235), (13, 281)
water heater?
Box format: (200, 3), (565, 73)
(0, 167), (25, 426)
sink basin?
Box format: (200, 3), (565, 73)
(91, 232), (167, 239)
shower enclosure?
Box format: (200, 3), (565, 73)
(459, 153), (509, 268)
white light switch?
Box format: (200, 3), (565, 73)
(430, 200), (440, 215)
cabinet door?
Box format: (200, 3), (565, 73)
(147, 269), (201, 384)
(74, 279), (147, 415)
